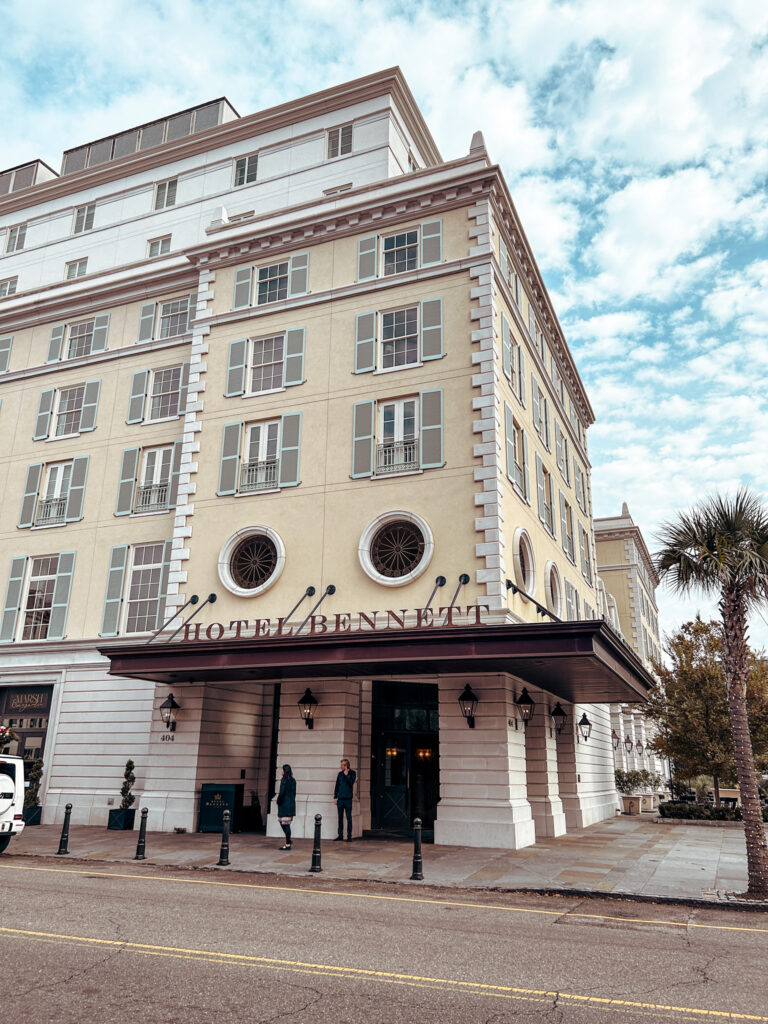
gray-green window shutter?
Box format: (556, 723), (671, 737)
(115, 448), (139, 515)
(138, 302), (156, 343)
(536, 454), (546, 523)
(532, 376), (540, 430)
(101, 545), (128, 637)
(420, 299), (443, 360)
(521, 429), (530, 500)
(47, 324), (66, 363)
(283, 328), (305, 386)
(91, 313), (110, 353)
(233, 267), (253, 310)
(579, 526), (587, 575)
(178, 361), (190, 416)
(279, 412), (302, 487)
(0, 336), (12, 374)
(156, 539), (174, 630)
(65, 456), (89, 522)
(0, 556), (27, 643)
(499, 238), (509, 280)
(543, 396), (551, 449)
(354, 312), (376, 373)
(518, 348), (526, 405)
(168, 441), (183, 508)
(421, 220), (442, 267)
(501, 315), (511, 380)
(48, 551), (76, 640)
(218, 423), (242, 495)
(420, 389), (444, 469)
(80, 379), (101, 432)
(19, 464), (42, 528)
(560, 492), (568, 550)
(186, 292), (197, 332)
(34, 389), (55, 440)
(226, 339), (248, 397)
(555, 422), (563, 471)
(127, 370), (148, 423)
(504, 403), (515, 482)
(288, 253), (309, 296)
(357, 236), (377, 281)
(351, 401), (374, 478)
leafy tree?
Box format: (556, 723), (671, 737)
(643, 618), (768, 803)
(655, 490), (768, 897)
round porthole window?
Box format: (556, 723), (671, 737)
(218, 527), (285, 597)
(513, 528), (536, 597)
(359, 511), (433, 587)
(545, 561), (562, 618)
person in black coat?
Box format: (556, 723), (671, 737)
(276, 764), (296, 849)
(333, 759), (356, 841)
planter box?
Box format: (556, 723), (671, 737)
(621, 795), (641, 815)
(23, 805), (42, 825)
(108, 808), (136, 830)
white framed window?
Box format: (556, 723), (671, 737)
(159, 297), (190, 338)
(564, 579), (581, 621)
(242, 420), (281, 493)
(327, 123), (353, 159)
(147, 235), (171, 258)
(257, 261), (289, 304)
(574, 460), (587, 514)
(73, 204), (95, 234)
(560, 493), (575, 562)
(551, 361), (566, 406)
(232, 255), (309, 310)
(358, 510), (434, 587)
(0, 276), (17, 298)
(154, 178), (177, 210)
(501, 313), (525, 404)
(65, 258), (88, 280)
(0, 549), (76, 643)
(357, 221), (442, 282)
(579, 524), (593, 584)
(545, 562), (562, 618)
(225, 330), (304, 398)
(504, 404), (529, 500)
(218, 526), (285, 598)
(351, 390), (443, 479)
(46, 315), (110, 364)
(381, 307), (419, 369)
(20, 555), (59, 640)
(513, 528), (536, 596)
(124, 543), (167, 634)
(5, 224), (26, 253)
(54, 385), (86, 436)
(250, 335), (284, 394)
(135, 446), (174, 513)
(147, 365), (183, 421)
(555, 422), (570, 484)
(354, 300), (442, 374)
(532, 376), (551, 449)
(217, 414), (302, 496)
(382, 230), (419, 276)
(35, 462), (75, 526)
(67, 319), (97, 358)
(536, 455), (556, 537)
(33, 381), (100, 441)
(234, 153), (258, 186)
(377, 398), (419, 475)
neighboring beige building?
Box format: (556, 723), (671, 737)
(594, 503), (668, 786)
(0, 69), (653, 847)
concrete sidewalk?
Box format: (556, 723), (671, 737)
(7, 814), (766, 907)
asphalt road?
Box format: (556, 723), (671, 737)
(3, 856), (768, 1023)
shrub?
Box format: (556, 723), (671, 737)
(119, 760), (136, 810)
(24, 758), (44, 809)
(659, 801), (768, 822)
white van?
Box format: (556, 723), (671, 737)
(0, 756), (26, 853)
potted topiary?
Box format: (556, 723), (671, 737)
(108, 759), (137, 830)
(23, 757), (43, 825)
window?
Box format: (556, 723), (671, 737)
(357, 221), (442, 281)
(234, 154), (258, 186)
(232, 255), (309, 309)
(564, 579), (581, 621)
(18, 456), (89, 529)
(0, 336), (12, 373)
(504, 405), (529, 500)
(36, 463), (72, 526)
(498, 240), (523, 308)
(528, 306), (546, 362)
(574, 460), (587, 514)
(137, 294), (194, 343)
(47, 315), (110, 363)
(354, 300), (442, 373)
(551, 361), (566, 406)
(34, 381), (100, 440)
(579, 524), (593, 584)
(513, 529), (535, 595)
(545, 562), (562, 618)
(217, 413), (302, 496)
(560, 493), (575, 562)
(5, 224), (26, 253)
(351, 390), (443, 479)
(100, 541), (172, 637)
(218, 527), (286, 598)
(68, 319), (96, 358)
(154, 178), (177, 210)
(555, 422), (570, 483)
(147, 235), (171, 258)
(65, 258), (88, 280)
(0, 277), (17, 298)
(147, 365), (183, 420)
(327, 123), (353, 158)
(501, 314), (525, 403)
(0, 552), (76, 643)
(358, 511), (434, 587)
(159, 297), (190, 338)
(225, 330), (304, 398)
(73, 204), (95, 234)
(115, 443), (182, 516)
(531, 376), (551, 449)
(323, 183), (353, 196)
(535, 455), (556, 537)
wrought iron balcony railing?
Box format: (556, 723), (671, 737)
(240, 459), (278, 492)
(375, 439), (418, 475)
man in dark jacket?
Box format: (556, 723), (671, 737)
(333, 759), (356, 841)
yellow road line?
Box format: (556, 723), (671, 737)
(3, 862), (768, 935)
(1, 925), (766, 1021)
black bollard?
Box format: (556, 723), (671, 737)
(410, 817), (424, 880)
(56, 803), (72, 856)
(309, 813), (322, 873)
(134, 807), (148, 860)
(217, 809), (231, 866)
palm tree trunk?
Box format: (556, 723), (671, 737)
(721, 586), (768, 897)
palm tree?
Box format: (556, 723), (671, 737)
(655, 489), (768, 898)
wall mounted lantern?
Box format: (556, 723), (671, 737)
(159, 693), (180, 732)
(636, 740), (644, 756)
(515, 688), (535, 727)
(577, 712), (592, 742)
(612, 730), (620, 750)
(458, 684), (479, 728)
(298, 688), (318, 729)
(624, 735), (633, 755)
(550, 702), (567, 735)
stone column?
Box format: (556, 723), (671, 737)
(524, 701), (566, 839)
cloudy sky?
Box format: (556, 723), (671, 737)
(3, 0), (767, 646)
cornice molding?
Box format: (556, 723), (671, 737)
(594, 523), (659, 586)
